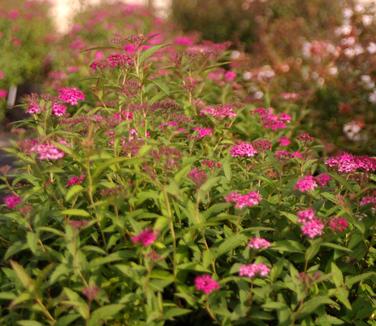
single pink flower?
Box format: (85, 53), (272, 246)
(278, 136), (291, 147)
(301, 218), (324, 238)
(194, 274), (220, 294)
(239, 263), (270, 278)
(224, 71), (236, 82)
(295, 176), (318, 192)
(328, 217), (349, 233)
(131, 229), (157, 247)
(52, 103), (67, 117)
(230, 143), (257, 158)
(225, 191), (262, 208)
(248, 237), (271, 249)
(58, 87), (85, 105)
(4, 194), (21, 209)
(66, 175), (85, 187)
(0, 89), (7, 99)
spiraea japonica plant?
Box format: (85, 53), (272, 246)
(0, 16), (376, 326)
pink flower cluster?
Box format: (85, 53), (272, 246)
(254, 107), (291, 130)
(230, 143), (257, 158)
(193, 127), (213, 139)
(52, 103), (67, 117)
(239, 263), (270, 278)
(297, 208), (324, 238)
(360, 195), (376, 208)
(326, 152), (376, 173)
(194, 274), (220, 294)
(200, 104), (237, 119)
(67, 175), (85, 187)
(295, 176), (318, 192)
(248, 237), (271, 249)
(188, 168), (207, 187)
(58, 87), (85, 105)
(315, 173), (331, 187)
(225, 191), (262, 209)
(31, 143), (65, 160)
(131, 229), (157, 247)
(0, 89), (7, 99)
(26, 95), (41, 114)
(4, 194), (21, 209)
(328, 217), (349, 233)
(275, 150), (303, 160)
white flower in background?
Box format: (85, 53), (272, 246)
(367, 42), (376, 54)
(343, 121), (362, 142)
(231, 50), (241, 60)
(242, 71), (252, 81)
(335, 24), (352, 36)
(353, 45), (364, 56)
(369, 90), (376, 104)
(341, 37), (356, 46)
(343, 8), (353, 19)
(361, 75), (375, 89)
(355, 4), (365, 13)
(362, 15), (373, 26)
(254, 91), (264, 99)
(328, 66), (338, 76)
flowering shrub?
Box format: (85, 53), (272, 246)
(0, 0), (53, 120)
(0, 5), (376, 326)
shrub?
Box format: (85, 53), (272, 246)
(0, 0), (54, 121)
(0, 25), (375, 325)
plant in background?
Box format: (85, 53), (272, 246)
(0, 14), (375, 324)
(0, 0), (54, 121)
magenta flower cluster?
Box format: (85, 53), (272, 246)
(131, 229), (157, 247)
(326, 152), (376, 173)
(230, 143), (257, 158)
(254, 107), (291, 130)
(297, 208), (324, 238)
(3, 195), (21, 209)
(248, 237), (271, 249)
(31, 143), (65, 160)
(194, 274), (220, 294)
(58, 87), (85, 105)
(225, 191), (262, 209)
(239, 263), (270, 278)
(200, 104), (237, 119)
(295, 176), (318, 192)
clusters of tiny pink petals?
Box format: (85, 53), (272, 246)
(31, 143), (65, 160)
(194, 274), (220, 294)
(193, 127), (213, 139)
(278, 136), (291, 147)
(301, 219), (324, 238)
(315, 173), (331, 187)
(26, 101), (41, 114)
(275, 150), (304, 160)
(188, 168), (207, 187)
(252, 139), (272, 152)
(328, 217), (349, 233)
(230, 143), (257, 158)
(254, 107), (291, 130)
(326, 152), (376, 173)
(67, 175), (85, 187)
(52, 103), (67, 117)
(295, 176), (318, 192)
(107, 53), (133, 68)
(58, 87), (85, 105)
(360, 195), (376, 208)
(248, 237), (271, 249)
(0, 89), (7, 99)
(239, 263), (270, 278)
(131, 229), (157, 247)
(297, 208), (316, 223)
(200, 104), (237, 119)
(4, 194), (21, 209)
(225, 191), (262, 209)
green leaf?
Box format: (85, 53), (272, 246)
(215, 234), (247, 258)
(272, 240), (305, 253)
(305, 240), (321, 262)
(10, 261), (35, 292)
(65, 185), (84, 202)
(87, 304), (124, 326)
(26, 232), (38, 254)
(164, 307), (191, 320)
(0, 292), (16, 300)
(138, 44), (166, 65)
(17, 321), (44, 326)
(55, 314), (81, 326)
(63, 288), (90, 320)
(345, 272), (376, 288)
(297, 296), (336, 319)
(61, 209), (90, 217)
(331, 263), (343, 287)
